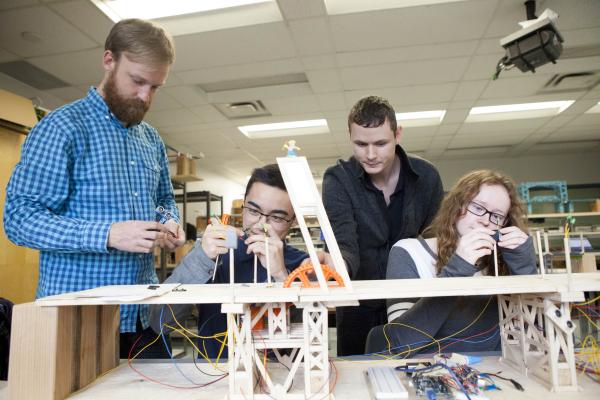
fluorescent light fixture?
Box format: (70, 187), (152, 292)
(466, 100), (574, 123)
(325, 0), (467, 15)
(238, 119), (329, 139)
(585, 102), (600, 114)
(91, 0), (272, 22)
(395, 110), (446, 127)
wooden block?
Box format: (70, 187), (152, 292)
(8, 303), (120, 399)
(98, 305), (119, 376)
(8, 303), (77, 400)
(78, 306), (99, 388)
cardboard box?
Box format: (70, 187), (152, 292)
(571, 253), (598, 273)
(174, 241), (195, 264)
(196, 215), (208, 232)
(176, 155), (198, 176)
(176, 154), (188, 175)
(591, 199), (600, 212)
(188, 157), (197, 175)
(232, 199), (244, 209)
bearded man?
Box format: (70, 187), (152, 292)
(4, 19), (184, 358)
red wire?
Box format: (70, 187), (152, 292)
(127, 334), (228, 389)
(437, 323), (499, 352)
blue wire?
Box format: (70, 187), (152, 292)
(450, 328), (499, 344)
(580, 307), (600, 318)
(158, 305), (203, 385)
(360, 327), (499, 357)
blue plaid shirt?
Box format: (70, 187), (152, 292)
(4, 87), (179, 332)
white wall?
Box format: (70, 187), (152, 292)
(169, 165), (246, 227)
(168, 151), (599, 227)
(434, 152), (600, 189)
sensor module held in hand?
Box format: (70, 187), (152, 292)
(224, 227), (238, 249)
(492, 230), (501, 242)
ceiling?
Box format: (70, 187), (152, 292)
(0, 0), (599, 185)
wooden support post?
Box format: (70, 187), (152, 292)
(536, 230), (545, 277)
(8, 303), (119, 400)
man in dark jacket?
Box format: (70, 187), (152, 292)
(322, 96), (444, 355)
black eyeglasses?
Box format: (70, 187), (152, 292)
(242, 205), (294, 225)
(466, 201), (508, 226)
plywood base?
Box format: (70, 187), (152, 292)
(8, 303), (119, 400)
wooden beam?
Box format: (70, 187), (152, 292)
(8, 303), (119, 399)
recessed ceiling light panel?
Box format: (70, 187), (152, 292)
(466, 100), (574, 122)
(92, 0), (272, 21)
(585, 102), (600, 114)
(238, 119), (329, 139)
(395, 110), (446, 127)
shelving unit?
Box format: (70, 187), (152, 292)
(287, 223), (325, 251)
(527, 211), (600, 219)
(156, 180), (224, 282)
(173, 188), (223, 229)
(528, 211), (600, 273)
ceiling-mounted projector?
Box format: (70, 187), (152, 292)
(493, 2), (563, 80)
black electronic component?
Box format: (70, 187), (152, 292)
(492, 230), (501, 242)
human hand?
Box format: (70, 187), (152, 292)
(303, 251), (338, 271)
(455, 227), (496, 265)
(245, 224), (287, 281)
(108, 221), (169, 253)
(159, 220), (186, 250)
(201, 224), (243, 260)
(498, 226), (529, 250)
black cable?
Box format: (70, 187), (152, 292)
(492, 56), (509, 80)
(483, 372), (524, 391)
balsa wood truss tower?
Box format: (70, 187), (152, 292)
(7, 156), (600, 399)
(222, 157), (355, 399)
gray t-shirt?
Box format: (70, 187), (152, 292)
(379, 236), (537, 354)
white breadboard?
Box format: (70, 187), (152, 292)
(365, 367), (408, 399)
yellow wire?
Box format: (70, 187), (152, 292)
(137, 304), (230, 372)
(163, 324), (229, 372)
(576, 333), (600, 375)
(378, 296), (493, 359)
(164, 303), (230, 369)
(166, 304), (224, 339)
(575, 295), (600, 306)
(130, 331), (162, 360)
(383, 322), (440, 357)
(578, 311), (600, 332)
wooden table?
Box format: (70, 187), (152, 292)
(5, 357), (595, 400)
(7, 273), (600, 399)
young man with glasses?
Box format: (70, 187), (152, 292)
(322, 96), (444, 355)
(149, 164), (330, 358)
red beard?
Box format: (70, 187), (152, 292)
(103, 73), (150, 125)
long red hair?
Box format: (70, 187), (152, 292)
(427, 170), (528, 276)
